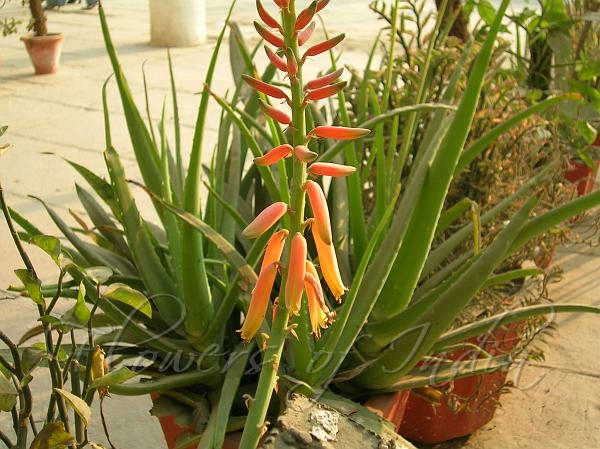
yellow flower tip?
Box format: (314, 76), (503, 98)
(285, 233), (307, 316)
(260, 229), (289, 272)
(239, 262), (279, 342)
(311, 224), (346, 301)
(305, 262), (334, 340)
(305, 180), (332, 245)
(242, 202), (288, 239)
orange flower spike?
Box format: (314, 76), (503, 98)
(305, 68), (344, 90)
(260, 229), (289, 271)
(311, 224), (346, 301)
(293, 145), (318, 163)
(259, 100), (292, 125)
(316, 0), (331, 12)
(254, 144), (293, 166)
(285, 233), (307, 315)
(242, 202), (288, 239)
(273, 0), (289, 8)
(305, 81), (347, 102)
(298, 22), (315, 46)
(239, 262), (279, 342)
(242, 74), (290, 101)
(305, 261), (331, 339)
(308, 162), (356, 177)
(295, 1), (317, 31)
(305, 180), (332, 245)
(302, 33), (345, 60)
(256, 0), (281, 30)
(254, 21), (285, 48)
(264, 46), (288, 72)
(309, 126), (370, 141)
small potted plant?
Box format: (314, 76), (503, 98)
(20, 0), (64, 74)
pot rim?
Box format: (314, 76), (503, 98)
(20, 33), (64, 42)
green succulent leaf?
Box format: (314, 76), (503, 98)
(102, 283), (152, 318)
(14, 268), (44, 305)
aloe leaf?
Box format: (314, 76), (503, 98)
(203, 343), (252, 449)
(167, 50), (184, 200)
(432, 304), (600, 353)
(483, 268), (543, 289)
(75, 185), (130, 257)
(373, 0), (513, 321)
(356, 196), (536, 389)
(109, 369), (220, 396)
(98, 4), (162, 198)
(8, 207), (44, 236)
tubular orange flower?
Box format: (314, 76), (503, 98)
(256, 0), (280, 30)
(295, 1), (317, 31)
(239, 262), (279, 342)
(273, 0), (289, 8)
(261, 229), (288, 271)
(285, 233), (307, 315)
(242, 202), (288, 239)
(254, 21), (284, 48)
(305, 68), (344, 90)
(293, 145), (318, 163)
(308, 162), (356, 177)
(242, 74), (289, 101)
(259, 100), (291, 125)
(264, 45), (287, 72)
(316, 0), (330, 12)
(309, 125), (370, 141)
(311, 224), (346, 301)
(305, 180), (332, 245)
(305, 261), (333, 339)
(302, 33), (345, 60)
(254, 144), (293, 166)
(298, 21), (315, 46)
(305, 81), (347, 102)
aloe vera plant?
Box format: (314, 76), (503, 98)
(4, 1), (600, 448)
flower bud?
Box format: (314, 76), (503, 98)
(305, 81), (347, 102)
(259, 100), (292, 125)
(316, 0), (330, 12)
(264, 45), (287, 72)
(254, 21), (284, 48)
(298, 22), (315, 46)
(286, 51), (298, 78)
(91, 345), (110, 398)
(256, 0), (280, 30)
(242, 202), (288, 239)
(239, 262), (279, 342)
(242, 74), (290, 101)
(308, 162), (356, 177)
(305, 68), (344, 90)
(254, 144), (293, 166)
(273, 0), (289, 8)
(302, 33), (345, 60)
(309, 126), (370, 141)
(285, 233), (307, 315)
(306, 180), (332, 245)
(295, 1), (317, 31)
(293, 145), (318, 163)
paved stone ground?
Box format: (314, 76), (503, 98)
(0, 1), (599, 448)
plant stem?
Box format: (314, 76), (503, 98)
(239, 2), (309, 447)
(28, 0), (47, 36)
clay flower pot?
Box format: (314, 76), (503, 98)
(564, 159), (599, 197)
(398, 323), (522, 444)
(20, 33), (64, 75)
(364, 390), (410, 430)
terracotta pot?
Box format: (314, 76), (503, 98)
(398, 323), (522, 444)
(365, 390), (410, 430)
(151, 393), (242, 449)
(564, 159), (598, 197)
(20, 33), (64, 75)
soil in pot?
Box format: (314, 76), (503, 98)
(20, 33), (64, 75)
